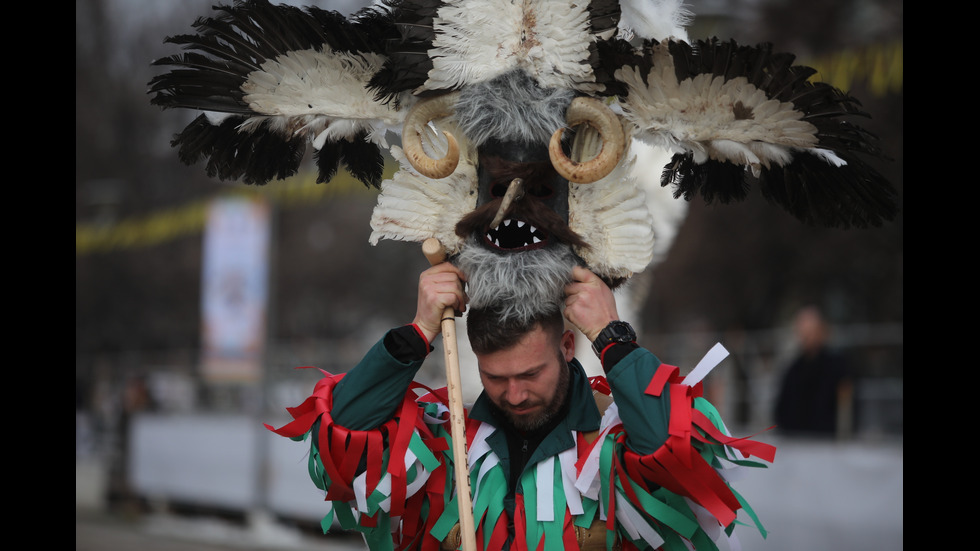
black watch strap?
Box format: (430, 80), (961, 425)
(591, 320), (636, 357)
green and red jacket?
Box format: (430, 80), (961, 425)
(267, 326), (775, 550)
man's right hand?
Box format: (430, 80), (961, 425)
(412, 262), (468, 343)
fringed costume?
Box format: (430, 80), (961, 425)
(267, 326), (775, 550)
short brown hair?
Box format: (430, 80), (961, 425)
(466, 306), (564, 355)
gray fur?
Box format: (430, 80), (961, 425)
(455, 70), (575, 146)
(455, 237), (578, 324)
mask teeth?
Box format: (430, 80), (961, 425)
(486, 218), (544, 248)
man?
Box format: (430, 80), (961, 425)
(268, 262), (773, 550)
(774, 306), (853, 438)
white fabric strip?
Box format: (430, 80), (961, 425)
(423, 402), (449, 424)
(536, 456), (556, 521)
(468, 422), (496, 470)
(616, 490), (667, 549)
(683, 342), (729, 387)
(576, 403), (622, 499)
(560, 443), (584, 515)
(473, 450), (500, 506)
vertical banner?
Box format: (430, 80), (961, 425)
(201, 195), (271, 383)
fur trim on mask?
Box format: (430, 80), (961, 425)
(454, 237), (578, 324)
(455, 70), (575, 147)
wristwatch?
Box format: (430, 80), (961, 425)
(591, 320), (636, 357)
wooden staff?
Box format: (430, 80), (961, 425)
(422, 237), (477, 551)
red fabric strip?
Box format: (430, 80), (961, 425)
(365, 430), (383, 498)
(387, 396), (418, 518)
(645, 363), (679, 397)
(319, 424), (353, 501)
(562, 511), (580, 551)
(630, 449), (688, 498)
(650, 444), (739, 527)
(690, 410), (777, 462)
(423, 462), (448, 551)
(465, 415), (482, 449)
(589, 375), (611, 395)
(513, 493), (529, 551)
(486, 509), (510, 551)
(667, 384), (694, 468)
(335, 427), (368, 483)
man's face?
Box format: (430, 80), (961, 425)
(477, 326), (575, 431)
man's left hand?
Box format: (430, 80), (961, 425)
(564, 265), (620, 341)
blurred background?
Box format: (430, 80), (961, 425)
(76, 0), (902, 549)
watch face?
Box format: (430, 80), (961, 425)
(612, 325), (631, 338)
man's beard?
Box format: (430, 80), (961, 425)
(455, 237), (579, 325)
(491, 358), (571, 432)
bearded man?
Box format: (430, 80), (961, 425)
(268, 260), (774, 550)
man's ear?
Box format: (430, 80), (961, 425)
(560, 329), (576, 362)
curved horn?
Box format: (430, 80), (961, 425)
(548, 97), (626, 184)
(402, 93), (460, 179)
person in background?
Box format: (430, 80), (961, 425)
(774, 306), (854, 438)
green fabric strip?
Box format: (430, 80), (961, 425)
(599, 435), (615, 514)
(333, 502), (358, 530)
(521, 468), (542, 549)
(471, 457), (508, 546)
(431, 492), (459, 542)
(361, 513), (394, 551)
(544, 459), (565, 545)
(625, 477), (699, 538)
(574, 498), (598, 529)
(409, 430), (441, 472)
(308, 448), (328, 491)
(688, 527), (720, 551)
(319, 505), (335, 534)
(732, 485), (767, 538)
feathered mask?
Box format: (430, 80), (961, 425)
(149, 0), (897, 293)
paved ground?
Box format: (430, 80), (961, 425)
(76, 508), (367, 551)
(78, 437), (903, 551)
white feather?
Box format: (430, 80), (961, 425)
(618, 0), (692, 41)
(807, 148), (848, 167)
(568, 145), (656, 281)
(616, 41), (821, 169)
(369, 145), (478, 254)
(425, 0), (600, 92)
(240, 48), (400, 145)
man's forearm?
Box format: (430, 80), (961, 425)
(330, 326), (429, 430)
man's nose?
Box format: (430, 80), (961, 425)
(506, 379), (528, 403)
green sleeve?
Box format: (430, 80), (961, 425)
(330, 332), (425, 430)
(606, 347), (671, 455)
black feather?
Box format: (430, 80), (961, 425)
(171, 114), (305, 186)
(592, 38), (643, 96)
(369, 0), (444, 102)
(312, 134), (384, 189)
(150, 0), (396, 188)
(635, 37), (897, 228)
(757, 153), (896, 229)
(340, 135), (386, 189)
(661, 153), (750, 204)
(313, 140), (343, 185)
